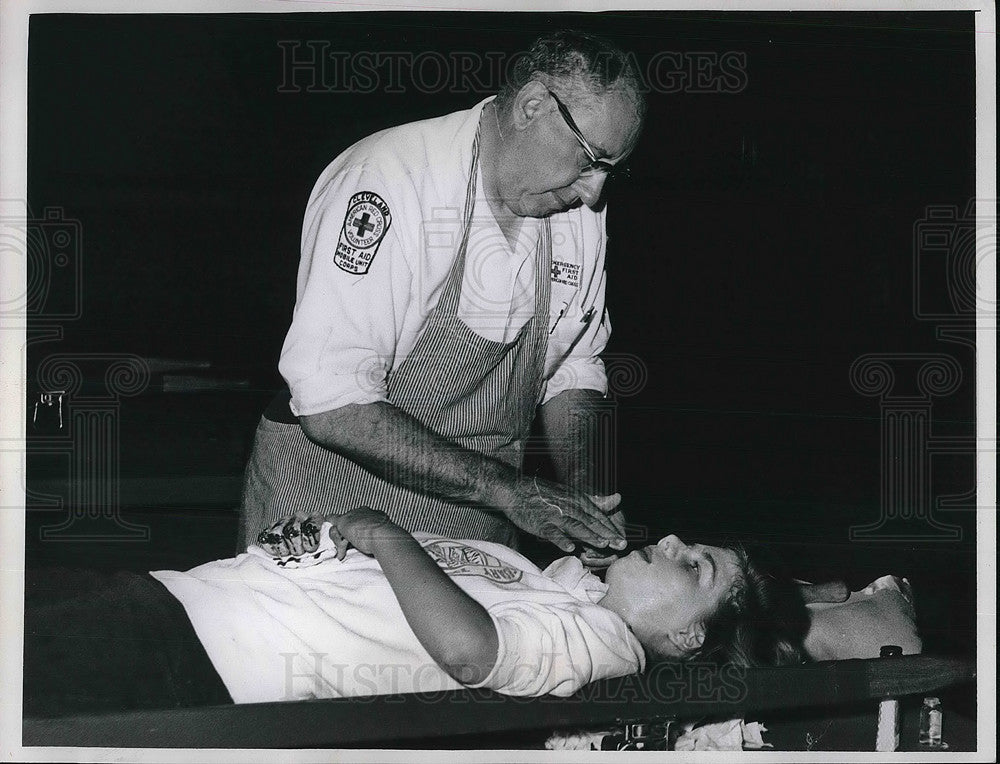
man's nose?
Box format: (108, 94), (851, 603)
(572, 173), (608, 209)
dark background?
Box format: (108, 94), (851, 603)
(25, 12), (977, 658)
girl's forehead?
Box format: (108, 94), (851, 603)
(657, 536), (733, 556)
(713, 552), (748, 603)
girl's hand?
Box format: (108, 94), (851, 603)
(329, 506), (402, 560)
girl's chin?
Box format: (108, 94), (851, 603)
(604, 556), (627, 576)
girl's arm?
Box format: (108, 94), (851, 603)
(330, 508), (500, 685)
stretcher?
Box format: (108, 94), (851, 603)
(22, 654), (975, 750)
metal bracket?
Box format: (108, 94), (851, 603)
(600, 716), (678, 750)
(32, 390), (66, 429)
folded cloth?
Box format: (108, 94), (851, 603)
(675, 718), (771, 751)
(545, 718), (771, 751)
(804, 575), (921, 661)
(246, 520), (341, 569)
(544, 728), (610, 750)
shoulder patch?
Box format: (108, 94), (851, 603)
(335, 191), (392, 275)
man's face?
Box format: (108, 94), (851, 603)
(500, 86), (642, 218)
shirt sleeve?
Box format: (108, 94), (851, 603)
(542, 214), (611, 404)
(467, 600), (644, 697)
(280, 165), (416, 416)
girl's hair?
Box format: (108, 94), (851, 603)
(658, 542), (810, 668)
(495, 30), (646, 118)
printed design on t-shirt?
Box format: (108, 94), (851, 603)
(335, 191), (392, 275)
(423, 540), (523, 584)
(551, 260), (581, 288)
(274, 550), (325, 568)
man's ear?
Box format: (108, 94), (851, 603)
(664, 621), (706, 656)
(511, 80), (549, 131)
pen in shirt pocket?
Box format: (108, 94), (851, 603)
(551, 303), (597, 334)
(549, 301), (569, 335)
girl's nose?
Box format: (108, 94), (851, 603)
(657, 534), (684, 552)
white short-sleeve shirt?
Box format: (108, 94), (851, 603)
(151, 529), (644, 701)
(280, 97), (611, 417)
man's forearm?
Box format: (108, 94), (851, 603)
(299, 401), (519, 510)
(301, 399), (628, 554)
(539, 388), (613, 495)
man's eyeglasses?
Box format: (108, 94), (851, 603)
(547, 87), (628, 181)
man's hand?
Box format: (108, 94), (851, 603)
(504, 477), (627, 554)
(577, 494), (628, 568)
(329, 506), (403, 560)
(256, 512), (326, 557)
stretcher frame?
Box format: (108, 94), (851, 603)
(21, 654), (974, 749)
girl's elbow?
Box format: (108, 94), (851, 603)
(442, 658), (492, 686)
(441, 642), (499, 686)
(440, 632), (498, 686)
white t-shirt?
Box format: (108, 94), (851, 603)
(151, 528), (644, 703)
(280, 97), (611, 417)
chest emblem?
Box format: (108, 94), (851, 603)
(551, 260), (581, 288)
(423, 540), (524, 584)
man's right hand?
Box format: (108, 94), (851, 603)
(578, 494), (628, 568)
(503, 477), (627, 553)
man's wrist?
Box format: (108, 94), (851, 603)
(540, 388), (611, 495)
(476, 464), (526, 517)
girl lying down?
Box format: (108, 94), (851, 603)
(24, 507), (807, 718)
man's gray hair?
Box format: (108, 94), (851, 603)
(496, 30), (646, 119)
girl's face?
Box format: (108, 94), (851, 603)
(600, 535), (743, 657)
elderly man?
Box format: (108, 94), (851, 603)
(238, 30), (645, 557)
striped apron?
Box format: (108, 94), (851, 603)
(238, 133), (552, 549)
